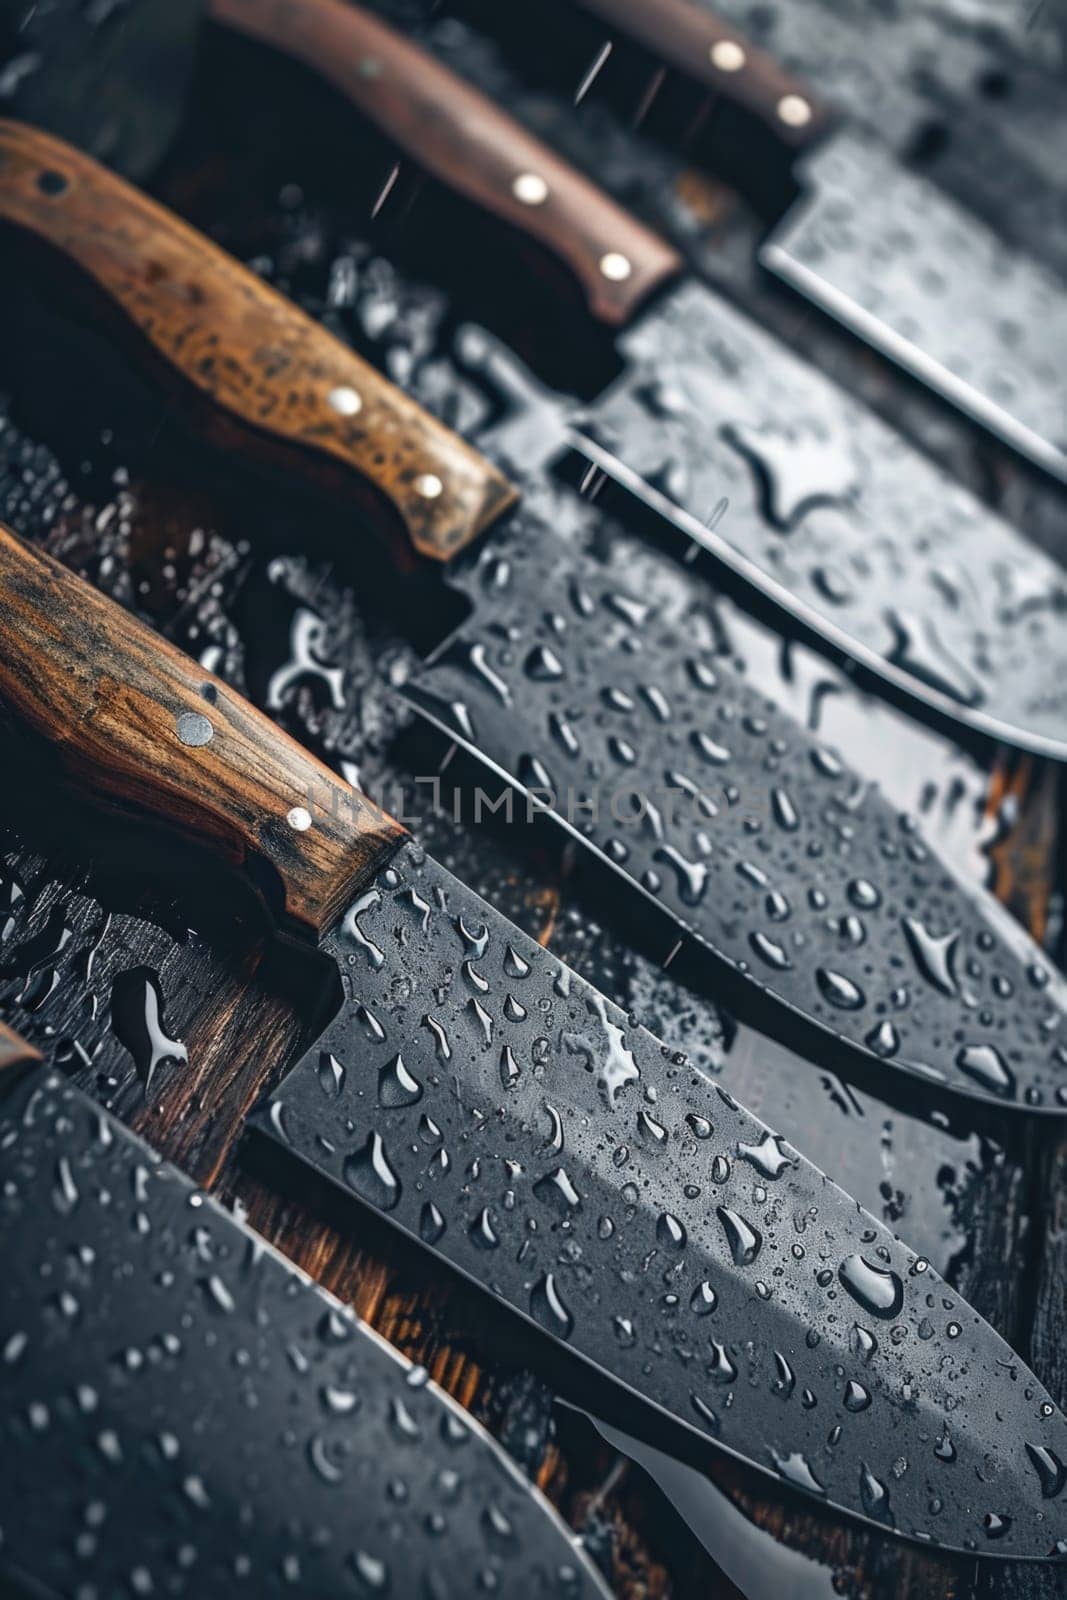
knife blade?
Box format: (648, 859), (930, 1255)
(0, 1040), (610, 1599)
(3, 118), (1067, 1109)
(150, 1), (1067, 757)
(542, 0), (1067, 481)
(0, 528), (1065, 1557)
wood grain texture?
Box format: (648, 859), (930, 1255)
(574, 0), (831, 147)
(210, 0), (682, 327)
(0, 118), (517, 564)
(0, 1021), (41, 1073)
(0, 524), (406, 938)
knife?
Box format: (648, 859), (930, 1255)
(3, 119), (1067, 1111)
(148, 0), (1067, 760)
(1, 527), (1066, 1557)
(0, 1030), (611, 1599)
(540, 0), (1067, 483)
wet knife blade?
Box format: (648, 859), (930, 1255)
(123, 0), (1067, 755)
(401, 510), (1067, 1114)
(555, 0), (1067, 482)
(0, 530), (1065, 1558)
(3, 120), (1067, 1109)
(0, 1038), (610, 1599)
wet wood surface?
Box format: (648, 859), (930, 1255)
(0, 10), (1065, 1598)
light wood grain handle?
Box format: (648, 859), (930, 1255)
(0, 118), (517, 565)
(0, 525), (406, 939)
(576, 0), (831, 147)
(0, 1023), (41, 1075)
(210, 0), (682, 326)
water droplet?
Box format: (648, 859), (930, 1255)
(771, 787), (799, 831)
(737, 1131), (794, 1179)
(343, 1132), (401, 1211)
(901, 917), (959, 998)
(691, 730), (732, 765)
(955, 1043), (1016, 1098)
(530, 1272), (574, 1339)
(469, 1207), (500, 1250)
(1026, 1442), (1066, 1499)
(110, 967), (188, 1096)
(708, 1341), (738, 1384)
(378, 1053), (422, 1109)
(341, 891), (386, 970)
(525, 644), (565, 681)
(420, 1201), (446, 1244)
(770, 1449), (826, 1496)
(859, 1463), (892, 1522)
(749, 931), (792, 971)
(838, 1254), (904, 1319)
(717, 1206), (762, 1266)
(317, 1052), (345, 1097)
(533, 1166), (582, 1212)
(844, 1379), (871, 1412)
(656, 1212), (687, 1250)
(816, 968), (866, 1010)
(690, 1281), (718, 1316)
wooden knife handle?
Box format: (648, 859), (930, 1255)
(575, 0), (831, 147)
(0, 525), (406, 939)
(0, 119), (516, 565)
(210, 0), (682, 326)
(0, 1022), (41, 1074)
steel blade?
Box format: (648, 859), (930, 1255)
(257, 839), (1067, 1557)
(570, 276), (1067, 759)
(761, 129), (1067, 483)
(401, 517), (1067, 1112)
(0, 1064), (609, 1600)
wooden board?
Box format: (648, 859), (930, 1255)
(1, 15), (1065, 1597)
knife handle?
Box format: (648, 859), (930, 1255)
(0, 526), (406, 939)
(0, 1022), (41, 1074)
(574, 0), (830, 147)
(0, 119), (516, 566)
(209, 0), (682, 327)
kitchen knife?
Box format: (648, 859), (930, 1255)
(158, 1), (1067, 758)
(549, 0), (1067, 482)
(3, 120), (1067, 1111)
(1, 528), (1065, 1557)
(0, 1034), (610, 1599)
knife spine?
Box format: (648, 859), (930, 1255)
(0, 117), (518, 565)
(209, 0), (683, 327)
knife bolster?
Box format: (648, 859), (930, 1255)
(0, 526), (406, 940)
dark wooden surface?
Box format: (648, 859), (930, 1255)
(0, 7), (1065, 1598)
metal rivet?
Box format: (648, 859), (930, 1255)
(328, 386), (362, 417)
(414, 473), (444, 500)
(512, 172), (549, 206)
(710, 39), (746, 72)
(287, 806), (312, 832)
(175, 711), (213, 747)
(777, 94), (813, 128)
(599, 252), (633, 283)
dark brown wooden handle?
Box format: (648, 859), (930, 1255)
(209, 0), (682, 326)
(0, 1022), (41, 1075)
(0, 118), (516, 565)
(0, 525), (406, 939)
(574, 0), (831, 147)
